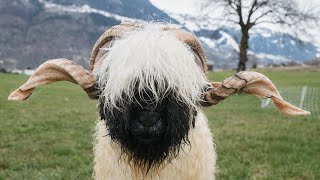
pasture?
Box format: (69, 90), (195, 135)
(0, 69), (319, 179)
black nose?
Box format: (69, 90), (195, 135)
(137, 111), (162, 128)
(130, 110), (166, 142)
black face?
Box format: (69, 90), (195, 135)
(99, 90), (197, 171)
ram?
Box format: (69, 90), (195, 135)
(8, 22), (309, 179)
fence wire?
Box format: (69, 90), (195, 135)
(261, 86), (320, 119)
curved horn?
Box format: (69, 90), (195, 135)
(166, 28), (208, 74)
(203, 71), (310, 116)
(89, 22), (142, 72)
(8, 58), (97, 101)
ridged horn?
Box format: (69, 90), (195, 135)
(203, 71), (310, 116)
(8, 58), (97, 101)
(165, 28), (208, 74)
(89, 22), (143, 72)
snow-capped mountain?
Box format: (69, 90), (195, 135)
(160, 8), (320, 69)
(195, 27), (320, 68)
(0, 0), (319, 70)
(0, 0), (175, 69)
(40, 0), (177, 22)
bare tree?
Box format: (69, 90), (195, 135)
(202, 0), (318, 72)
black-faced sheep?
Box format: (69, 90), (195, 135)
(8, 22), (310, 179)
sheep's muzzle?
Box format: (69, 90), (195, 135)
(129, 100), (168, 143)
(99, 90), (196, 170)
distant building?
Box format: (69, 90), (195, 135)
(24, 69), (35, 75)
(10, 69), (35, 75)
(207, 60), (214, 71)
(10, 69), (23, 74)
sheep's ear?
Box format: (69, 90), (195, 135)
(203, 71), (310, 116)
(8, 58), (98, 101)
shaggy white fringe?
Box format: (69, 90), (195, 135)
(95, 23), (210, 110)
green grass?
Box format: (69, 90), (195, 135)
(0, 70), (319, 179)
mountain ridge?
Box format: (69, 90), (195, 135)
(0, 0), (175, 70)
(0, 0), (319, 70)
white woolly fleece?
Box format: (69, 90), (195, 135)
(95, 24), (210, 110)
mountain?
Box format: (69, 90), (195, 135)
(0, 0), (174, 70)
(195, 28), (320, 69)
(47, 0), (175, 21)
(157, 11), (320, 69)
(0, 0), (319, 70)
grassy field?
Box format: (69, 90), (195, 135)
(0, 70), (319, 179)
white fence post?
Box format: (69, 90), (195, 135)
(261, 98), (271, 108)
(299, 86), (307, 109)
